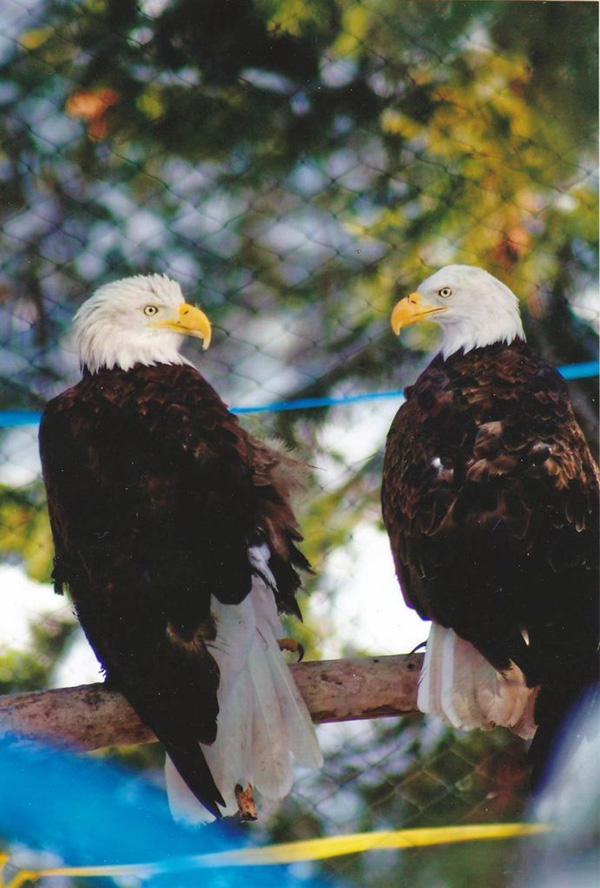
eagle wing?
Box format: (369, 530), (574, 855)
(245, 434), (311, 618)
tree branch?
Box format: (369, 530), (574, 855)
(0, 653), (423, 751)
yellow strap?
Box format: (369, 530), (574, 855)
(5, 873), (41, 888)
(0, 823), (551, 884)
(197, 822), (551, 866)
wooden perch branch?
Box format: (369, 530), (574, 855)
(0, 653), (423, 751)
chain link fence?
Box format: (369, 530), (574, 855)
(0, 1), (598, 885)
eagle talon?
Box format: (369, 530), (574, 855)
(235, 783), (258, 822)
(278, 637), (304, 662)
(409, 640), (427, 655)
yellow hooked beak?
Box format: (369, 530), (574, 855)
(150, 303), (212, 350)
(390, 292), (448, 336)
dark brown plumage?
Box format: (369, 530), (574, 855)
(40, 362), (309, 817)
(383, 338), (599, 784)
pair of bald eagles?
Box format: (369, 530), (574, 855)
(39, 265), (598, 822)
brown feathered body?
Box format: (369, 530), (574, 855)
(39, 362), (321, 819)
(382, 339), (599, 783)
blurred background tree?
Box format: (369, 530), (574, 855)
(0, 1), (597, 886)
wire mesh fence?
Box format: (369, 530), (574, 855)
(0, 0), (598, 885)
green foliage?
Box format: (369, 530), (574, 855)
(0, 615), (75, 693)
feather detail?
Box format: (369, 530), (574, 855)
(418, 623), (537, 740)
(166, 544), (322, 823)
(258, 628), (323, 770)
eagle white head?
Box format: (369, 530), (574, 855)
(391, 265), (525, 359)
(73, 274), (212, 373)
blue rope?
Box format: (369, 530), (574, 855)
(555, 360), (599, 381)
(2, 361), (598, 427)
(0, 410), (43, 427)
(232, 389), (406, 414)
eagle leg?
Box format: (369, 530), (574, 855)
(235, 784), (258, 821)
(278, 637), (304, 662)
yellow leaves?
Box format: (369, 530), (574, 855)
(137, 91), (165, 121)
(23, 512), (54, 582)
(19, 28), (54, 51)
(424, 51), (536, 157)
(352, 42), (589, 284)
(380, 109), (420, 140)
(265, 0), (316, 36)
(344, 207), (404, 243)
(0, 503), (29, 550)
(65, 89), (119, 141)
(334, 3), (370, 57)
(81, 0), (108, 12)
(0, 500), (53, 583)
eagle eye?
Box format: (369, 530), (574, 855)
(438, 287), (453, 298)
(144, 305), (159, 316)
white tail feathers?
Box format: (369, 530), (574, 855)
(166, 544), (322, 823)
(418, 623), (538, 740)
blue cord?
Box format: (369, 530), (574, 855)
(2, 361), (598, 427)
(555, 360), (599, 381)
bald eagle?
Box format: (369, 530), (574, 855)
(382, 265), (599, 785)
(39, 274), (322, 821)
